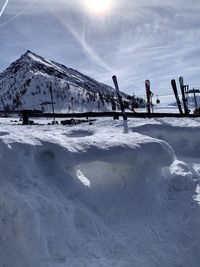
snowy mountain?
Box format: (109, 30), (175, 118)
(162, 94), (200, 109)
(0, 50), (128, 112)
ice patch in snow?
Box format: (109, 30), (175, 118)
(76, 169), (91, 188)
(66, 129), (94, 138)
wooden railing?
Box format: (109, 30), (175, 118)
(0, 110), (199, 125)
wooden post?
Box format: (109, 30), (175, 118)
(22, 111), (29, 125)
(49, 81), (55, 124)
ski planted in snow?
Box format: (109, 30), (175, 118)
(171, 79), (183, 114)
(179, 76), (189, 115)
(112, 75), (127, 120)
(145, 79), (152, 113)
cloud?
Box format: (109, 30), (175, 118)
(0, 0), (38, 29)
(61, 17), (112, 72)
(0, 0), (10, 17)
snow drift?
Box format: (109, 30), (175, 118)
(131, 119), (200, 157)
(0, 119), (200, 267)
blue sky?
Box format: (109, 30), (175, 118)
(0, 0), (200, 96)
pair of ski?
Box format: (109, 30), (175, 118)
(171, 77), (189, 115)
(112, 75), (127, 120)
(112, 75), (129, 133)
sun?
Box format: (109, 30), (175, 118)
(84, 0), (112, 13)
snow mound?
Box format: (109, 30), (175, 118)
(132, 123), (200, 157)
(163, 160), (198, 191)
(0, 122), (199, 267)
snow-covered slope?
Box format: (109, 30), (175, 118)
(159, 94), (200, 111)
(0, 51), (122, 112)
(0, 117), (200, 266)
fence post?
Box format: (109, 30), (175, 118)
(21, 111), (29, 125)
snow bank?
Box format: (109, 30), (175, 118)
(0, 120), (199, 267)
(131, 119), (200, 157)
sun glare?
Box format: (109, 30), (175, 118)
(84, 0), (112, 13)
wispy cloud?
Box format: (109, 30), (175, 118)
(0, 0), (10, 17)
(0, 0), (37, 29)
(64, 19), (112, 72)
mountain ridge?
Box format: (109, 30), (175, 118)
(0, 50), (119, 112)
(0, 51), (145, 112)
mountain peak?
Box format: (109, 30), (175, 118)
(22, 50), (47, 64)
(0, 51), (127, 111)
(25, 49), (32, 55)
(23, 50), (37, 58)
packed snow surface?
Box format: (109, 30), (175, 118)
(0, 117), (200, 267)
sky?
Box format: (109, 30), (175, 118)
(0, 0), (200, 96)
